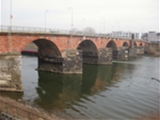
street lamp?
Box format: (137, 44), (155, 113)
(68, 7), (73, 48)
(101, 17), (105, 33)
(116, 22), (119, 31)
(68, 7), (73, 32)
(10, 0), (12, 28)
(9, 0), (13, 52)
(45, 10), (49, 31)
(82, 18), (85, 34)
(99, 22), (102, 34)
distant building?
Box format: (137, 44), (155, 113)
(141, 33), (148, 41)
(148, 31), (157, 42)
(110, 31), (142, 40)
(156, 33), (160, 41)
(142, 31), (160, 42)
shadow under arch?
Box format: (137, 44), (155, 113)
(77, 39), (98, 52)
(134, 42), (137, 47)
(106, 40), (117, 51)
(35, 71), (82, 111)
(77, 40), (98, 64)
(22, 39), (65, 74)
(140, 43), (143, 46)
(33, 39), (61, 57)
(106, 40), (118, 59)
(123, 42), (129, 47)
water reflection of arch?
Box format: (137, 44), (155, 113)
(35, 64), (130, 112)
(35, 72), (82, 111)
(82, 65), (112, 94)
(89, 65), (113, 93)
(82, 65), (98, 94)
(111, 62), (135, 82)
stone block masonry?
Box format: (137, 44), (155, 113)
(136, 47), (144, 55)
(62, 49), (82, 74)
(113, 47), (129, 61)
(0, 53), (23, 92)
(82, 48), (112, 65)
(128, 48), (137, 57)
(37, 49), (82, 74)
(97, 48), (112, 65)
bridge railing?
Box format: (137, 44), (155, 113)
(0, 25), (104, 37)
(0, 25), (69, 34)
(0, 25), (144, 41)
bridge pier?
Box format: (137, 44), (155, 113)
(0, 53), (23, 92)
(97, 48), (112, 65)
(113, 47), (129, 61)
(128, 48), (137, 57)
(128, 47), (145, 57)
(82, 48), (112, 65)
(136, 47), (144, 55)
(37, 49), (82, 74)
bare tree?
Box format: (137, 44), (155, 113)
(71, 28), (83, 35)
(83, 27), (96, 34)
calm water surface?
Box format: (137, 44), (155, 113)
(1, 55), (160, 119)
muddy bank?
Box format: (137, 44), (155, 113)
(145, 43), (160, 56)
(0, 96), (67, 120)
(134, 112), (160, 120)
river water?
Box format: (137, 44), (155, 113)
(0, 55), (160, 119)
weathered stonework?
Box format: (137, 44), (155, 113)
(113, 47), (129, 61)
(128, 48), (137, 57)
(82, 51), (98, 64)
(37, 55), (64, 73)
(62, 49), (82, 74)
(0, 53), (22, 92)
(136, 47), (144, 55)
(37, 49), (82, 74)
(97, 48), (112, 65)
(82, 48), (112, 65)
(128, 47), (145, 57)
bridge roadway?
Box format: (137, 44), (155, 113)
(0, 25), (146, 92)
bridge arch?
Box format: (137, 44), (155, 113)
(134, 42), (137, 47)
(77, 39), (98, 64)
(106, 40), (117, 50)
(123, 42), (129, 47)
(139, 43), (143, 46)
(23, 39), (61, 57)
(77, 39), (98, 52)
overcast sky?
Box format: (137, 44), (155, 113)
(0, 0), (159, 33)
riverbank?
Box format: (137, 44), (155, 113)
(0, 96), (65, 120)
(145, 42), (160, 56)
(0, 94), (159, 120)
(135, 112), (160, 120)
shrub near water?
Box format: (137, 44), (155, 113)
(147, 46), (157, 54)
(145, 43), (160, 56)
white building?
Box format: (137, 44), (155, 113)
(148, 31), (157, 42)
(157, 33), (160, 41)
(110, 31), (142, 40)
(142, 32), (160, 42)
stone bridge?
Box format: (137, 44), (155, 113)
(0, 25), (147, 92)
